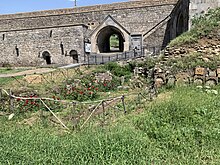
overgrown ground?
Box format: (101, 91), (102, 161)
(1, 86), (220, 164)
(1, 7), (220, 164)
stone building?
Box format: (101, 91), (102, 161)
(0, 0), (219, 66)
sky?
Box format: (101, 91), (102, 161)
(0, 0), (128, 15)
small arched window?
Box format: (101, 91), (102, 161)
(42, 51), (51, 64)
(69, 50), (78, 63)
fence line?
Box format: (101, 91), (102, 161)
(1, 88), (145, 105)
(0, 86), (156, 130)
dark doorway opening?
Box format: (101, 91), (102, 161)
(97, 26), (125, 53)
(176, 13), (185, 37)
(42, 51), (51, 64)
(70, 50), (78, 63)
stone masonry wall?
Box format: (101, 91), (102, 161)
(0, 4), (176, 34)
(0, 0), (181, 66)
(0, 25), (85, 66)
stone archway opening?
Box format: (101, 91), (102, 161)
(69, 50), (78, 63)
(97, 26), (125, 53)
(176, 13), (185, 37)
(42, 51), (51, 64)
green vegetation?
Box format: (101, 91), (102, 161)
(103, 62), (132, 77)
(0, 68), (27, 87)
(0, 76), (23, 87)
(0, 68), (12, 74)
(0, 77), (13, 86)
(170, 8), (220, 47)
(163, 52), (220, 73)
(110, 34), (119, 48)
(1, 86), (220, 164)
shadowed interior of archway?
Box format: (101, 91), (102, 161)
(42, 51), (51, 64)
(176, 13), (185, 37)
(97, 26), (125, 53)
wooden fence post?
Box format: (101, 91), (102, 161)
(102, 101), (105, 125)
(0, 88), (2, 101)
(121, 95), (126, 114)
(72, 102), (78, 130)
(66, 69), (69, 79)
(0, 88), (2, 110)
(9, 89), (14, 112)
(51, 72), (53, 82)
(39, 99), (43, 119)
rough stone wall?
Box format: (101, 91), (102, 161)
(143, 20), (169, 50)
(0, 4), (176, 35)
(0, 0), (188, 66)
(143, 0), (189, 50)
(0, 25), (85, 66)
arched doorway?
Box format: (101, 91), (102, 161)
(96, 26), (125, 53)
(176, 13), (185, 37)
(69, 50), (78, 63)
(42, 51), (51, 64)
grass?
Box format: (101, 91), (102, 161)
(0, 77), (14, 86)
(110, 35), (119, 48)
(0, 67), (28, 87)
(0, 67), (27, 74)
(1, 86), (220, 164)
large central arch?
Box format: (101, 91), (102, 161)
(97, 26), (125, 53)
(90, 15), (130, 54)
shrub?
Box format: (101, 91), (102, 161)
(104, 62), (132, 77)
(61, 74), (120, 101)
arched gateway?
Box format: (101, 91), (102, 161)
(90, 15), (130, 54)
(97, 26), (125, 53)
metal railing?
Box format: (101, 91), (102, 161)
(87, 46), (163, 65)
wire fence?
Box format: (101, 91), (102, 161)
(0, 87), (156, 131)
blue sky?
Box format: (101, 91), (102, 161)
(0, 0), (128, 15)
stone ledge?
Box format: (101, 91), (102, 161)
(0, 0), (178, 20)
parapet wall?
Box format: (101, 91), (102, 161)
(0, 0), (178, 20)
(0, 1), (176, 35)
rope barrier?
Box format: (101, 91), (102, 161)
(1, 88), (144, 105)
(41, 99), (69, 130)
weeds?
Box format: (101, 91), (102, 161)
(1, 86), (220, 164)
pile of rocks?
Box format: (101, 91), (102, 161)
(164, 44), (220, 57)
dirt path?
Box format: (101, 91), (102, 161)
(0, 68), (56, 78)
